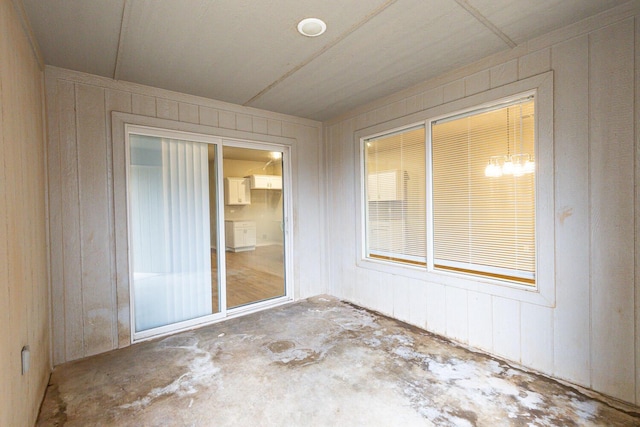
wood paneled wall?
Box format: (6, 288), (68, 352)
(45, 66), (325, 365)
(324, 4), (640, 405)
(0, 0), (50, 425)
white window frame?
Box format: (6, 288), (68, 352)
(427, 92), (537, 283)
(356, 71), (554, 307)
(361, 124), (427, 266)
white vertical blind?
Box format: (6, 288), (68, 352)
(130, 135), (213, 332)
(430, 99), (536, 284)
(365, 126), (426, 265)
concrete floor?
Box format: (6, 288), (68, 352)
(38, 296), (640, 426)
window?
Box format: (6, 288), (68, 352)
(363, 126), (426, 266)
(430, 96), (536, 286)
(361, 95), (537, 287)
(358, 73), (553, 300)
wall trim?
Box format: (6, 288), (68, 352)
(324, 1), (640, 126)
(45, 66), (321, 129)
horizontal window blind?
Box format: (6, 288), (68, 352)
(365, 126), (426, 265)
(431, 100), (536, 284)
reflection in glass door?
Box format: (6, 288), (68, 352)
(128, 132), (221, 336)
(222, 146), (286, 309)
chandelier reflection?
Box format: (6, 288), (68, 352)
(485, 153), (535, 177)
(485, 105), (535, 178)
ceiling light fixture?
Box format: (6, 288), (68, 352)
(263, 152), (282, 170)
(297, 18), (327, 37)
(485, 105), (534, 178)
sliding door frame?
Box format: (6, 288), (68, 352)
(125, 125), (226, 342)
(221, 138), (294, 317)
(122, 122), (294, 343)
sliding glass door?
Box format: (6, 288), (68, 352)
(127, 127), (290, 340)
(128, 133), (221, 336)
(222, 146), (286, 309)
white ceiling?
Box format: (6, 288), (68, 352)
(22, 0), (626, 121)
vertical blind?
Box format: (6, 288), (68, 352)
(129, 135), (213, 332)
(431, 99), (536, 284)
(365, 126), (426, 265)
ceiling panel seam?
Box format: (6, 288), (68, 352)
(113, 0), (131, 80)
(453, 0), (517, 48)
(243, 0), (399, 108)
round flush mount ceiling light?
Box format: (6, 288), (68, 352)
(297, 18), (327, 37)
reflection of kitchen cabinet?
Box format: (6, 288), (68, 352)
(225, 220), (256, 252)
(367, 170), (406, 201)
(368, 220), (405, 254)
(224, 177), (251, 205)
(248, 174), (282, 190)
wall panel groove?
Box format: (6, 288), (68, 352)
(635, 13), (640, 407)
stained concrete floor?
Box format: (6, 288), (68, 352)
(38, 296), (640, 426)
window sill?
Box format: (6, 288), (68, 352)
(357, 256), (555, 308)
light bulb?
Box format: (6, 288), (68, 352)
(485, 163), (502, 177)
(524, 160), (535, 174)
(512, 163), (524, 177)
(502, 160), (514, 175)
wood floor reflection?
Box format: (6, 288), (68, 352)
(211, 245), (285, 310)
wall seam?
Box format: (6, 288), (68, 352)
(103, 91), (118, 349)
(73, 84), (86, 357)
(40, 72), (53, 372)
(9, 0), (44, 69)
(634, 14), (639, 406)
(56, 80), (67, 364)
(586, 28), (594, 393)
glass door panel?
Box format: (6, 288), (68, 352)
(222, 146), (286, 309)
(129, 134), (220, 333)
